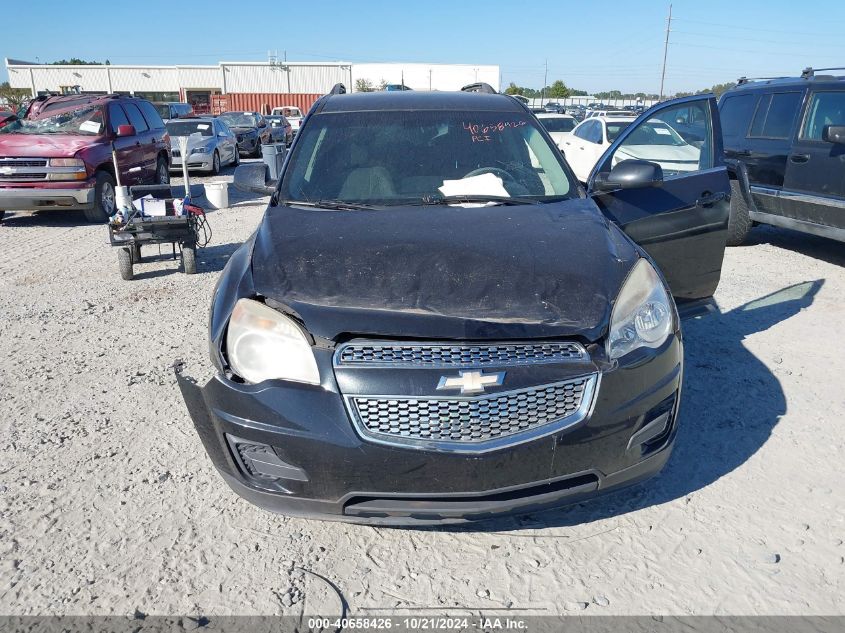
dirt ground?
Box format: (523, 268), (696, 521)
(0, 164), (843, 616)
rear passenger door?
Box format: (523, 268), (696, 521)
(782, 89), (845, 229)
(743, 91), (804, 214)
(588, 95), (730, 302)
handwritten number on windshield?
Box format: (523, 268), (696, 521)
(463, 120), (527, 143)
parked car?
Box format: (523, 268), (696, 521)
(265, 115), (293, 145)
(535, 113), (578, 148)
(176, 87), (730, 524)
(217, 111), (272, 157)
(384, 84), (412, 91)
(0, 94), (170, 223)
(271, 106), (304, 135)
(563, 116), (636, 182)
(718, 68), (845, 245)
(544, 101), (563, 112)
(565, 105), (586, 120)
(166, 117), (238, 175)
(153, 102), (194, 121)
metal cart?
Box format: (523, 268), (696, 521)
(107, 184), (199, 281)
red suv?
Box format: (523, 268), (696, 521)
(0, 94), (171, 222)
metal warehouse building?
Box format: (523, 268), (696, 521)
(4, 58), (500, 114)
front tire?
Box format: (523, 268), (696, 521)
(210, 150), (221, 175)
(84, 171), (116, 223)
(155, 157), (170, 185)
(118, 247), (134, 280)
(181, 241), (197, 275)
(726, 180), (752, 246)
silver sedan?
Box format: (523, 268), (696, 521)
(166, 118), (239, 175)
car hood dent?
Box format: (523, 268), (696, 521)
(0, 133), (103, 157)
(250, 199), (638, 341)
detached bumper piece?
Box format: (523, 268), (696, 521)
(175, 335), (682, 525)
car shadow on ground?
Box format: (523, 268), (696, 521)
(131, 241), (244, 280)
(745, 225), (845, 267)
(421, 279), (824, 533)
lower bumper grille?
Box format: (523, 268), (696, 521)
(348, 375), (596, 450)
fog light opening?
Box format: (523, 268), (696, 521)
(225, 434), (308, 491)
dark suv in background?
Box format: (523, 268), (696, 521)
(0, 94), (170, 222)
(719, 67), (845, 245)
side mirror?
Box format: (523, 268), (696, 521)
(233, 163), (276, 195)
(116, 124), (136, 137)
(822, 125), (845, 144)
(592, 159), (664, 192)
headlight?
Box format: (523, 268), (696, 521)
(191, 144), (213, 155)
(607, 259), (674, 360)
(225, 298), (320, 385)
(47, 157), (87, 181)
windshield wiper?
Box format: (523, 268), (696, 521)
(277, 199), (380, 211)
(416, 195), (540, 206)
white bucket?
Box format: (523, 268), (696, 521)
(204, 181), (229, 210)
(115, 186), (132, 212)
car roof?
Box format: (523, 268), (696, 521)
(536, 113), (574, 119)
(318, 91), (525, 114)
(730, 70), (845, 93)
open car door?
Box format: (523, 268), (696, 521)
(586, 95), (729, 309)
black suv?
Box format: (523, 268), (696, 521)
(719, 67), (845, 245)
(177, 85), (730, 524)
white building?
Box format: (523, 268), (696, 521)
(4, 58), (500, 114)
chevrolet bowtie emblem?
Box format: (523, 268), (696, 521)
(437, 370), (506, 395)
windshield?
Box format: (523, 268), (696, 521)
(0, 105), (104, 136)
(606, 121), (632, 142)
(166, 120), (214, 137)
(280, 110), (575, 205)
(219, 113), (257, 127)
(538, 117), (576, 133)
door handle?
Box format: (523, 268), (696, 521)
(789, 153), (810, 164)
(696, 191), (727, 207)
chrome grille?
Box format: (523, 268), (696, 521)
(336, 341), (587, 367)
(0, 158), (48, 168)
(0, 173), (46, 180)
(348, 375), (595, 449)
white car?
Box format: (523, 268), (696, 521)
(562, 116), (636, 182)
(612, 120), (701, 176)
(535, 113), (578, 148)
(586, 109), (637, 119)
(271, 106), (304, 133)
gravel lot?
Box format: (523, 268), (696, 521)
(0, 164), (843, 616)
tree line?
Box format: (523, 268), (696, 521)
(504, 80), (737, 100)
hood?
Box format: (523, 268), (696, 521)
(249, 198), (639, 342)
(228, 126), (258, 135)
(169, 135), (212, 152)
(0, 133), (102, 157)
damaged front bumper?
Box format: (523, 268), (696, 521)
(174, 335), (682, 525)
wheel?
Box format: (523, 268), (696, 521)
(181, 242), (197, 275)
(0, 210), (5, 222)
(210, 150), (221, 175)
(118, 247), (134, 281)
(84, 171), (116, 223)
(251, 143), (262, 158)
(726, 179), (752, 246)
(232, 148), (240, 166)
(131, 243), (141, 263)
(155, 157), (170, 185)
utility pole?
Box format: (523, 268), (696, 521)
(542, 59), (548, 103)
(659, 3), (672, 102)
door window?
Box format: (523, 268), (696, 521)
(122, 102), (149, 133)
(108, 104), (130, 134)
(573, 122), (591, 140)
(719, 93), (757, 146)
(800, 91), (845, 141)
(748, 92), (801, 139)
(137, 100), (166, 130)
(609, 101), (713, 177)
